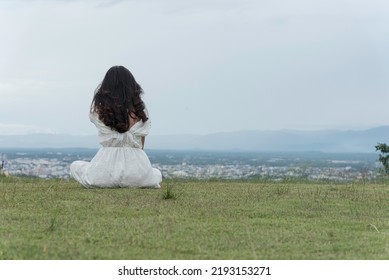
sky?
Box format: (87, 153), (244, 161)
(1, 0), (389, 136)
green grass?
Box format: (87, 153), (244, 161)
(1, 176), (389, 259)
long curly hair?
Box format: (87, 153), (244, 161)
(91, 66), (148, 133)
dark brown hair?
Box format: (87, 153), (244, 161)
(91, 66), (148, 133)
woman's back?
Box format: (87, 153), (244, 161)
(69, 66), (162, 188)
(89, 111), (149, 149)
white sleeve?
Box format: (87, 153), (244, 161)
(132, 119), (151, 137)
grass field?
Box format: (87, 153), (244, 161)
(1, 176), (389, 260)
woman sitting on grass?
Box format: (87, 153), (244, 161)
(70, 66), (162, 188)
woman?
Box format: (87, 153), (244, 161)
(70, 66), (162, 188)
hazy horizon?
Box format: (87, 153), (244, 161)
(1, 125), (388, 153)
(0, 123), (388, 137)
(1, 0), (389, 136)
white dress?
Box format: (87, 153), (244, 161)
(70, 112), (162, 188)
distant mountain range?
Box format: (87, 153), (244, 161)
(1, 126), (389, 153)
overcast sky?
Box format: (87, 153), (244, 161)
(1, 0), (389, 136)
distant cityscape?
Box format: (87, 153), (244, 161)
(0, 148), (382, 181)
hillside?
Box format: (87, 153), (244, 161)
(1, 126), (389, 153)
(1, 177), (389, 260)
(147, 126), (389, 152)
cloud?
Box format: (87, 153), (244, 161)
(1, 0), (389, 135)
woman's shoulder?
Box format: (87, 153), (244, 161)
(129, 108), (150, 127)
(89, 111), (98, 118)
(130, 118), (151, 136)
(89, 111), (107, 129)
(89, 111), (99, 123)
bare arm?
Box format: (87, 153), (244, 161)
(141, 136), (145, 150)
